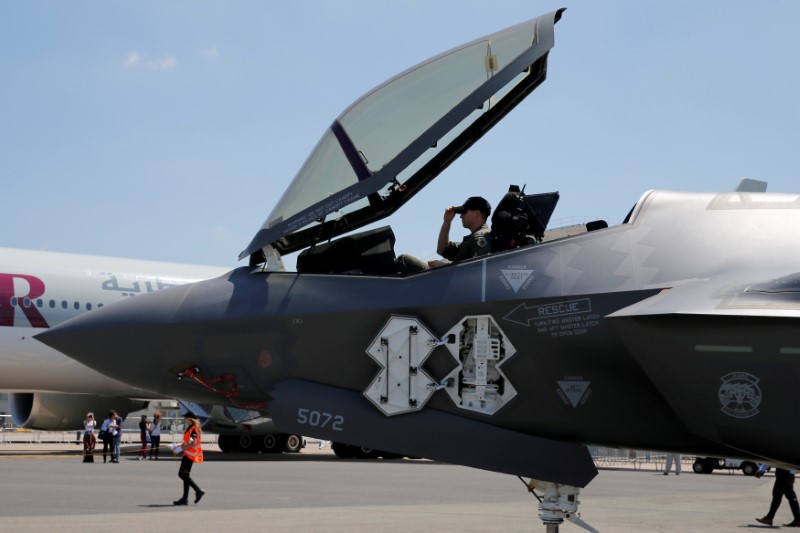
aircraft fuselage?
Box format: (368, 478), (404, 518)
(39, 189), (800, 471)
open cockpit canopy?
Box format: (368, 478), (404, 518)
(241, 9), (564, 262)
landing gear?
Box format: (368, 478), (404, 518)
(524, 479), (597, 533)
(284, 434), (304, 453)
(259, 434), (281, 453)
(217, 433), (305, 454)
(217, 434), (235, 453)
(331, 442), (355, 458)
(238, 433), (257, 453)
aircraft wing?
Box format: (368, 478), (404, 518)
(609, 274), (800, 461)
(608, 272), (800, 319)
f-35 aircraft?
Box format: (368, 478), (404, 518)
(37, 9), (800, 529)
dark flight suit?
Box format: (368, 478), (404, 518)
(764, 468), (800, 524)
(440, 224), (492, 262)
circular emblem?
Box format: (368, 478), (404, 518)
(475, 236), (487, 248)
(719, 372), (761, 419)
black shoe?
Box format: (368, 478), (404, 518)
(173, 499), (188, 506)
(756, 517), (773, 526)
(784, 520), (800, 527)
(195, 491), (205, 504)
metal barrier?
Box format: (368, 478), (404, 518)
(0, 429), (217, 445)
(589, 447), (694, 471)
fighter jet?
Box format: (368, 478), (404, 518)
(37, 8), (800, 529)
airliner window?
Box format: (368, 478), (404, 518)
(36, 299), (43, 308)
(86, 303), (92, 311)
(23, 297), (30, 307)
(73, 301), (79, 310)
(49, 300), (55, 309)
(61, 301), (67, 309)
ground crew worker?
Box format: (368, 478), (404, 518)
(172, 415), (206, 505)
(756, 466), (800, 527)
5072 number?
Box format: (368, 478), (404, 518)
(296, 408), (344, 431)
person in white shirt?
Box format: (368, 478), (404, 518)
(149, 411), (162, 460)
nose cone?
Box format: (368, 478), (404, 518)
(36, 276), (228, 398)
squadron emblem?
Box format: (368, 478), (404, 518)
(719, 372), (761, 419)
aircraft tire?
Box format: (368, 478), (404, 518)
(283, 434), (303, 453)
(693, 459), (712, 474)
(259, 434), (281, 453)
(354, 446), (380, 459)
(741, 462), (758, 476)
(238, 434), (257, 453)
(331, 442), (355, 458)
(217, 434), (236, 453)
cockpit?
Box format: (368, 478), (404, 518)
(240, 10), (571, 275)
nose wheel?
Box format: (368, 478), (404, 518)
(521, 477), (598, 532)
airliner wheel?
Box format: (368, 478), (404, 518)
(217, 434), (235, 453)
(284, 434), (303, 453)
(238, 434), (257, 453)
(260, 434), (281, 453)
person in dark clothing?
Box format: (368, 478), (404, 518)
(756, 467), (800, 527)
(396, 196), (492, 273)
(100, 411), (115, 463)
(138, 414), (151, 460)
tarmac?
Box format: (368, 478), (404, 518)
(0, 440), (789, 532)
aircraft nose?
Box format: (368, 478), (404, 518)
(35, 281), (207, 397)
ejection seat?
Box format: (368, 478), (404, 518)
(490, 185), (560, 253)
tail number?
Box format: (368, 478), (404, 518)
(297, 408), (344, 432)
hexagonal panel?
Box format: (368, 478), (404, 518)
(442, 315), (517, 415)
(364, 315), (437, 416)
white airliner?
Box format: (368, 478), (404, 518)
(0, 246), (229, 430)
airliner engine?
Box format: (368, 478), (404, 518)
(9, 392), (147, 430)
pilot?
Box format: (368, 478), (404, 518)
(396, 196), (492, 273)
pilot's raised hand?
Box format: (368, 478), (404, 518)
(443, 206), (457, 223)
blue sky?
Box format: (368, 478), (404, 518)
(2, 1), (799, 271)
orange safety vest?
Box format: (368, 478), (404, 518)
(182, 427), (204, 463)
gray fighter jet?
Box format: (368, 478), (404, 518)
(37, 8), (800, 529)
